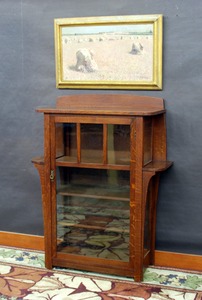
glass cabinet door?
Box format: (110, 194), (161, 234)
(55, 122), (131, 262)
(56, 167), (130, 261)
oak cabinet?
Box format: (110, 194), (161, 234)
(32, 94), (172, 281)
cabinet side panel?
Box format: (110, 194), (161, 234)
(143, 117), (152, 165)
(152, 114), (167, 161)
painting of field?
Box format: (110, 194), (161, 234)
(61, 33), (153, 82)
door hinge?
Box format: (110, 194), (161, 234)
(50, 170), (55, 181)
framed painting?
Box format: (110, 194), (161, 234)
(54, 15), (163, 90)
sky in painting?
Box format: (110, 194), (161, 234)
(62, 24), (153, 35)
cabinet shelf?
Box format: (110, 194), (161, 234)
(58, 221), (129, 234)
(57, 184), (130, 201)
(56, 156), (130, 170)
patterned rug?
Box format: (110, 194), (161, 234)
(0, 246), (202, 299)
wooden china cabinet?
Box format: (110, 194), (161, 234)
(32, 94), (172, 282)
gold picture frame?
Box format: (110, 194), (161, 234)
(54, 15), (163, 90)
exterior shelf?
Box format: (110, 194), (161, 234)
(143, 161), (173, 173)
(31, 156), (44, 165)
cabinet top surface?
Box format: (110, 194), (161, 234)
(36, 94), (165, 116)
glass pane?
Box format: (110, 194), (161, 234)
(55, 123), (77, 162)
(81, 124), (103, 163)
(108, 125), (130, 165)
(56, 167), (130, 262)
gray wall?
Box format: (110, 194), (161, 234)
(1, 0), (202, 254)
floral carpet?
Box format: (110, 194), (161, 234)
(0, 246), (202, 299)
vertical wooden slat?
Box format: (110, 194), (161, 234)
(103, 124), (108, 164)
(76, 123), (81, 163)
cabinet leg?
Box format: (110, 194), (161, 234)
(134, 272), (143, 282)
(32, 158), (53, 270)
(150, 175), (160, 265)
(45, 256), (53, 269)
